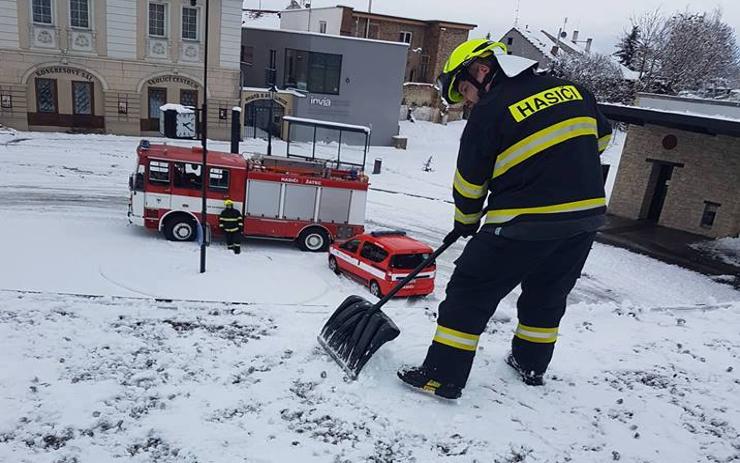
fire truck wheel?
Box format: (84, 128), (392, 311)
(163, 215), (197, 242)
(297, 228), (330, 252)
(328, 256), (341, 274)
(369, 280), (383, 298)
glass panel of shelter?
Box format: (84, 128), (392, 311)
(244, 100), (283, 140)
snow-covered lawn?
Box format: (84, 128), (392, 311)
(1, 122), (738, 462)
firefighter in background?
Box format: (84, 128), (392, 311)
(219, 199), (243, 254)
(398, 39), (613, 399)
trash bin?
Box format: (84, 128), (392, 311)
(373, 158), (382, 174)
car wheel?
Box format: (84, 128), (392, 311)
(328, 256), (340, 275)
(163, 215), (197, 242)
(369, 280), (383, 298)
(297, 227), (330, 252)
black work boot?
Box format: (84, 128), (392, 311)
(505, 352), (544, 386)
(397, 365), (463, 399)
(234, 246), (241, 255)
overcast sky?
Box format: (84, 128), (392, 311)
(245, 0), (739, 55)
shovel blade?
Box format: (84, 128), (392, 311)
(318, 295), (400, 379)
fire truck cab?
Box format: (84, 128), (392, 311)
(128, 140), (368, 251)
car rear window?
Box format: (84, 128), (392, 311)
(390, 253), (431, 269)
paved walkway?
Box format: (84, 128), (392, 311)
(596, 215), (739, 288)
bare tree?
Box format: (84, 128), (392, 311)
(629, 8), (669, 89)
(550, 52), (634, 103)
(659, 9), (740, 94)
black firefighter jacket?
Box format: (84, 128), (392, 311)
(453, 70), (612, 240)
(219, 208), (243, 233)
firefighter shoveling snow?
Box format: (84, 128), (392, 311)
(1, 122), (739, 462)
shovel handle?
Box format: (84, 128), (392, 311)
(371, 233), (459, 310)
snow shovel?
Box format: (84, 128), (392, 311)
(318, 234), (459, 380)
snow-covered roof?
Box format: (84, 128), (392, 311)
(159, 103), (194, 114)
(515, 27), (558, 60)
(242, 86), (307, 98)
(241, 10), (281, 29)
(509, 26), (639, 80)
(600, 102), (740, 137)
(243, 26), (409, 47)
(283, 116), (371, 133)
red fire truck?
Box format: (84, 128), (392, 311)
(127, 141), (368, 251)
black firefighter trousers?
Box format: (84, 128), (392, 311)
(225, 231), (241, 254)
(422, 229), (596, 388)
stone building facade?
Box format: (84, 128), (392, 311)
(0, 0), (241, 140)
(602, 99), (740, 239)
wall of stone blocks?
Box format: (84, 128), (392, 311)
(609, 124), (740, 238)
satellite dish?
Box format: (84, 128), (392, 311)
(560, 31), (567, 39)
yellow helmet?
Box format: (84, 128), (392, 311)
(224, 199), (234, 207)
(437, 39), (507, 104)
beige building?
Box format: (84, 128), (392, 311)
(0, 0), (242, 140)
(601, 95), (740, 239)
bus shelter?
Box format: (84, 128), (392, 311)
(283, 116), (371, 172)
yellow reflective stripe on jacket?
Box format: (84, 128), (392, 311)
(454, 207), (482, 225)
(224, 227), (240, 232)
(515, 323), (558, 343)
(598, 133), (612, 152)
(493, 117), (598, 179)
(453, 169), (488, 199)
(485, 197), (606, 224)
(433, 325), (480, 351)
(220, 217), (241, 222)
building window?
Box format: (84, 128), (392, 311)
(181, 6), (198, 40)
(148, 2), (167, 37)
(32, 0), (53, 24)
(319, 20), (327, 33)
(284, 49), (341, 94)
(265, 49), (277, 85)
(700, 202), (720, 229)
(35, 78), (57, 113)
(507, 37), (513, 45)
(180, 89), (198, 108)
(418, 54), (430, 82)
(399, 31), (412, 44)
(72, 81), (93, 115)
(241, 45), (254, 65)
(148, 87), (166, 119)
(70, 0), (89, 29)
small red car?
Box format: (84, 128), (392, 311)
(328, 231), (436, 298)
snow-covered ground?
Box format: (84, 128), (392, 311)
(1, 122), (738, 462)
(692, 237), (740, 268)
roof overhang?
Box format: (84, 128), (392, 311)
(598, 103), (740, 138)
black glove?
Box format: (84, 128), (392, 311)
(443, 223), (478, 245)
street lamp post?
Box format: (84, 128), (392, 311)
(267, 84), (277, 156)
(199, 0), (210, 274)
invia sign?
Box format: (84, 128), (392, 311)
(310, 96), (332, 107)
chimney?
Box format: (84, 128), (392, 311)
(585, 38), (592, 53)
(572, 30), (579, 43)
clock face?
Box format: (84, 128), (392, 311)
(176, 113), (196, 138)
